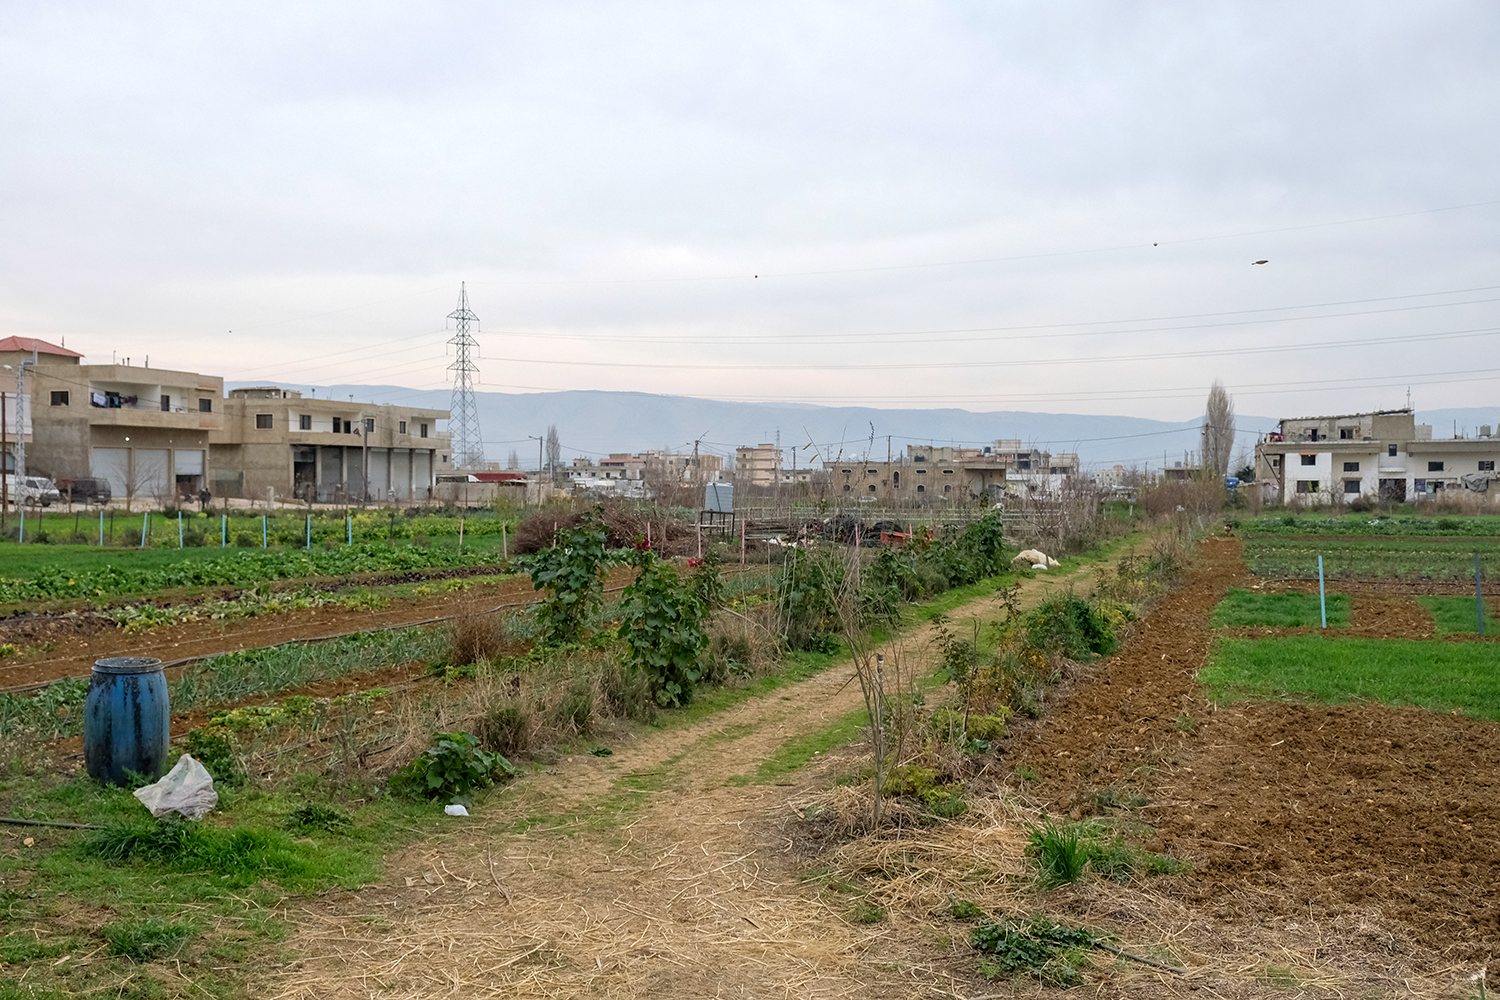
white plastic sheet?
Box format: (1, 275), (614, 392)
(133, 755), (219, 820)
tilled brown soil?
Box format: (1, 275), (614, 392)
(1012, 535), (1500, 963)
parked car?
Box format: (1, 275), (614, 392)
(55, 477), (113, 504)
(1, 475), (64, 507)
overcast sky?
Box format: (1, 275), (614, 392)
(3, 2), (1498, 423)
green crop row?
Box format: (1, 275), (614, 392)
(1234, 513), (1500, 537)
(0, 542), (502, 604)
(1243, 540), (1500, 582)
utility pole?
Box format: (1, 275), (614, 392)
(361, 413), (370, 504)
(1, 389), (7, 533)
(446, 283), (486, 469)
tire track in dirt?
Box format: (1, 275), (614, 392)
(267, 560), (1115, 1000)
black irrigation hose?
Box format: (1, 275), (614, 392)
(0, 817), (103, 830)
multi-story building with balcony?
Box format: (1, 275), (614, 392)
(213, 387), (452, 502)
(28, 360), (223, 501)
(1255, 408), (1500, 503)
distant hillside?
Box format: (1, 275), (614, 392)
(227, 384), (1500, 473)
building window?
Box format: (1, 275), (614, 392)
(342, 419), (352, 434)
(49, 391), (68, 406)
(365, 418), (375, 433)
(1271, 456), (1281, 466)
(840, 469), (852, 475)
(916, 484), (924, 493)
(866, 468), (877, 475)
(1300, 454), (1317, 466)
(1344, 480), (1361, 494)
(1295, 480), (1319, 494)
(1482, 461), (1496, 472)
(943, 485), (951, 493)
(942, 469), (953, 474)
(843, 484), (851, 492)
(399, 420), (407, 434)
(255, 413), (273, 430)
(916, 468), (927, 474)
(892, 471), (900, 488)
(299, 414), (312, 431)
(1343, 461), (1360, 472)
(1339, 428), (1355, 439)
(1428, 461), (1444, 472)
(198, 398), (212, 413)
(332, 417), (341, 432)
(1389, 444), (1398, 457)
(868, 484), (876, 492)
(1017, 460), (1030, 470)
(160, 394), (171, 412)
(441, 454), (449, 463)
(419, 423), (429, 438)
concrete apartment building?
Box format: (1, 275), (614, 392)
(1, 336), (88, 475)
(28, 358), (223, 500)
(214, 387), (452, 502)
(826, 448), (1008, 501)
(1255, 408), (1500, 503)
(570, 450), (725, 484)
(735, 444), (782, 487)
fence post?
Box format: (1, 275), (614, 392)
(306, 515), (311, 550)
(178, 511), (183, 548)
(221, 514), (226, 548)
(1477, 552), (1485, 637)
(1318, 555), (1326, 629)
(262, 515), (267, 549)
(98, 509), (103, 546)
(502, 521), (507, 559)
(347, 515), (352, 546)
(139, 512), (147, 548)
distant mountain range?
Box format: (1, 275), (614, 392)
(227, 383), (1500, 474)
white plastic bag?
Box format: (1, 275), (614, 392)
(444, 804), (470, 817)
(133, 755), (219, 820)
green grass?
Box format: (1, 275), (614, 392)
(725, 706), (869, 786)
(1210, 589), (1350, 627)
(1203, 636), (1500, 721)
(1416, 595), (1500, 636)
(1235, 513), (1500, 537)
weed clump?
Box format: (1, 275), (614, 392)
(1026, 817), (1185, 886)
(390, 731), (516, 802)
(285, 802), (353, 833)
(971, 915), (1097, 986)
(102, 915), (196, 962)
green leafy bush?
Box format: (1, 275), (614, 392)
(390, 731), (516, 801)
(971, 916), (1096, 985)
(618, 551), (708, 707)
(1023, 595), (1121, 659)
(520, 511), (612, 646)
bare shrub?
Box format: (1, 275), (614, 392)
(446, 611), (510, 666)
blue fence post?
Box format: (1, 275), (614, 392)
(99, 508), (104, 546)
(347, 515), (352, 546)
(18, 507), (24, 544)
(1318, 555), (1327, 629)
(178, 511), (184, 548)
(1477, 552), (1485, 637)
(221, 514), (226, 547)
(140, 512), (148, 548)
(262, 515), (267, 549)
(306, 514), (311, 550)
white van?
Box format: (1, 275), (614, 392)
(1, 475), (64, 507)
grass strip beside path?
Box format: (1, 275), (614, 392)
(1203, 636), (1500, 721)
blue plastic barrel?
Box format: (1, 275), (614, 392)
(85, 657), (169, 786)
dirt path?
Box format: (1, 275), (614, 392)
(267, 562), (1109, 999)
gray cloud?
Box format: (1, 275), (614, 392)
(2, 2), (1497, 423)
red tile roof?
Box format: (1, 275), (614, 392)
(0, 336), (84, 358)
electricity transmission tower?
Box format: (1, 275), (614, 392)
(446, 283), (486, 468)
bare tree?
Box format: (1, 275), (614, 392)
(506, 448), (520, 470)
(545, 425), (561, 482)
(1202, 379), (1235, 477)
